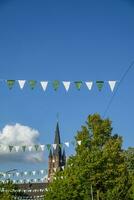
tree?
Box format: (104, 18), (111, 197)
(44, 114), (132, 200)
(125, 147), (134, 199)
(0, 180), (16, 200)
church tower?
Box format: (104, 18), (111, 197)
(48, 122), (66, 181)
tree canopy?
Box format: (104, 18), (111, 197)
(44, 114), (132, 200)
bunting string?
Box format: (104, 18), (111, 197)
(0, 188), (45, 193)
(0, 178), (46, 184)
(0, 79), (117, 92)
(0, 140), (81, 153)
(13, 195), (44, 200)
(0, 169), (47, 179)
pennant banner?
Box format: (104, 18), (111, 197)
(7, 80), (15, 89)
(40, 81), (48, 91)
(18, 80), (26, 89)
(0, 140), (81, 153)
(108, 80), (116, 92)
(75, 81), (83, 90)
(96, 81), (104, 91)
(1, 169), (48, 179)
(62, 81), (71, 91)
(53, 80), (60, 91)
(29, 80), (37, 90)
(0, 79), (117, 92)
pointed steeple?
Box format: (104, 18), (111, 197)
(54, 122), (61, 144)
(49, 149), (52, 158)
(53, 122), (62, 159)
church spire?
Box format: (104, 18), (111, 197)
(53, 122), (62, 159)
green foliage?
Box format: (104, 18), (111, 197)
(125, 147), (134, 198)
(0, 180), (16, 200)
(44, 114), (132, 200)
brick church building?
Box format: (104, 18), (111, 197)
(16, 122), (66, 200)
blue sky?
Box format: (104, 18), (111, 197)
(0, 0), (134, 174)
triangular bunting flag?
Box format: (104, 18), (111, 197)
(28, 146), (33, 152)
(108, 81), (116, 92)
(32, 171), (36, 176)
(40, 145), (45, 151)
(52, 144), (57, 150)
(34, 145), (39, 151)
(20, 172), (24, 177)
(40, 170), (44, 174)
(59, 144), (63, 149)
(9, 145), (14, 152)
(85, 81), (93, 90)
(52, 80), (60, 91)
(46, 144), (51, 151)
(14, 146), (20, 152)
(7, 80), (15, 89)
(18, 80), (26, 89)
(75, 81), (83, 90)
(62, 81), (71, 92)
(22, 145), (26, 152)
(29, 80), (37, 90)
(24, 171), (28, 176)
(96, 81), (104, 91)
(40, 81), (48, 91)
(64, 142), (69, 147)
(77, 140), (82, 145)
(16, 172), (20, 177)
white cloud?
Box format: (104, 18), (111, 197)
(0, 123), (45, 163)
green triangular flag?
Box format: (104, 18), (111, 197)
(46, 144), (51, 151)
(9, 145), (14, 152)
(29, 171), (32, 176)
(34, 145), (39, 151)
(20, 172), (24, 177)
(75, 81), (83, 90)
(29, 80), (37, 89)
(22, 145), (26, 152)
(7, 80), (15, 90)
(52, 80), (60, 91)
(96, 81), (104, 91)
(59, 144), (63, 149)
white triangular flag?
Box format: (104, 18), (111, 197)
(24, 171), (28, 176)
(14, 146), (20, 152)
(18, 80), (26, 89)
(108, 81), (116, 92)
(41, 178), (44, 182)
(77, 140), (81, 145)
(40, 81), (48, 91)
(32, 171), (36, 176)
(52, 144), (57, 150)
(40, 170), (44, 174)
(85, 82), (93, 90)
(40, 145), (45, 151)
(62, 81), (71, 92)
(3, 173), (6, 178)
(65, 142), (69, 147)
(28, 146), (33, 152)
(16, 172), (20, 177)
